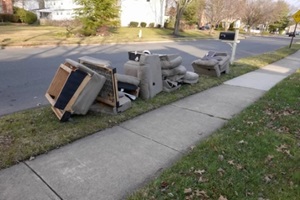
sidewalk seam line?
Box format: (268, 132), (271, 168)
(170, 104), (230, 121)
(118, 125), (184, 154)
(23, 162), (64, 200)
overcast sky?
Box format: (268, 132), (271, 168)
(286, 0), (300, 12)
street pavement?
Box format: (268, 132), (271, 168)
(0, 50), (299, 200)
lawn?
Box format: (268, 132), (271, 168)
(0, 44), (299, 171)
(0, 24), (215, 47)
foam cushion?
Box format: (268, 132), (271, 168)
(183, 71), (199, 84)
(162, 65), (187, 77)
(192, 59), (218, 67)
(116, 73), (140, 87)
(159, 54), (182, 69)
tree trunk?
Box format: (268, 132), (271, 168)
(173, 5), (184, 36)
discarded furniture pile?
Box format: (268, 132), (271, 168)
(46, 50), (230, 121)
(192, 51), (230, 77)
(159, 54), (199, 92)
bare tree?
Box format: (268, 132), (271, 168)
(242, 0), (277, 32)
(173, 0), (194, 35)
(204, 0), (226, 34)
(222, 0), (245, 31)
(241, 0), (290, 33)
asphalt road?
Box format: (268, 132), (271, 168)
(0, 35), (294, 116)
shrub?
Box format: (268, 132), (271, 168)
(129, 21), (139, 27)
(140, 22), (147, 27)
(14, 7), (37, 24)
(149, 22), (155, 28)
(156, 24), (161, 28)
(0, 14), (20, 23)
(164, 19), (175, 29)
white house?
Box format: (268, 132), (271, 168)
(120, 0), (166, 27)
(38, 0), (81, 20)
(36, 0), (166, 27)
(13, 0), (41, 11)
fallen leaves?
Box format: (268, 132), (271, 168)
(194, 169), (209, 183)
(194, 169), (205, 175)
(227, 160), (235, 166)
(264, 155), (274, 164)
(238, 140), (248, 145)
(0, 135), (14, 148)
(184, 188), (193, 195)
(218, 195), (228, 200)
(218, 168), (225, 176)
(160, 181), (169, 192)
(276, 144), (293, 157)
(198, 176), (209, 183)
(218, 154), (224, 161)
(184, 188), (209, 200)
(263, 174), (274, 183)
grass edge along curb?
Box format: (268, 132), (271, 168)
(127, 73), (300, 198)
(0, 44), (299, 170)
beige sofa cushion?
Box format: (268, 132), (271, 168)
(159, 54), (182, 69)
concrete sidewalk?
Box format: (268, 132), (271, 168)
(1, 51), (299, 200)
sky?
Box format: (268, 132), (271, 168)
(286, 0), (300, 12)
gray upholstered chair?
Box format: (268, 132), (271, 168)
(124, 54), (163, 100)
(192, 52), (230, 77)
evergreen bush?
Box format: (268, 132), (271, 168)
(129, 21), (139, 27)
(14, 7), (37, 24)
(149, 22), (155, 28)
(140, 22), (147, 27)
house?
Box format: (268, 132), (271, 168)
(0, 0), (13, 14)
(13, 0), (41, 11)
(120, 0), (166, 27)
(38, 0), (80, 20)
(36, 0), (166, 27)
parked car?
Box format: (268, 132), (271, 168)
(199, 25), (210, 30)
(288, 32), (300, 37)
(288, 32), (295, 37)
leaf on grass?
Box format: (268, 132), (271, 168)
(194, 169), (205, 175)
(238, 140), (247, 144)
(228, 160), (235, 165)
(198, 176), (209, 183)
(218, 168), (225, 176)
(218, 195), (228, 200)
(245, 121), (254, 126)
(218, 154), (224, 161)
(185, 194), (193, 200)
(284, 149), (293, 157)
(277, 126), (290, 133)
(168, 192), (174, 197)
(264, 155), (274, 163)
(246, 191), (254, 196)
(190, 145), (196, 151)
(184, 188), (193, 195)
(160, 181), (169, 189)
(276, 144), (288, 152)
(189, 167), (195, 172)
(264, 174), (274, 183)
(236, 164), (243, 170)
(258, 197), (270, 200)
(29, 156), (35, 161)
(195, 190), (209, 198)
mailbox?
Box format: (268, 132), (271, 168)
(219, 32), (235, 40)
